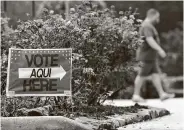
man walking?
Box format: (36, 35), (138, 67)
(132, 9), (175, 102)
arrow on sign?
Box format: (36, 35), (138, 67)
(18, 65), (66, 80)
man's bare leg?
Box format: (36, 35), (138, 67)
(132, 75), (146, 102)
(151, 73), (175, 100)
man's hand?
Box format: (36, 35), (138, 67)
(158, 49), (166, 58)
(146, 37), (167, 58)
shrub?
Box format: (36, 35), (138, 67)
(161, 23), (183, 76)
(1, 2), (143, 116)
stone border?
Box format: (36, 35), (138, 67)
(75, 106), (170, 129)
(1, 105), (170, 130)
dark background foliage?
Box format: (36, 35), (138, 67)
(1, 1), (183, 33)
(106, 1), (183, 32)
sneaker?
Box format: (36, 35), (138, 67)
(132, 95), (146, 102)
(160, 93), (175, 101)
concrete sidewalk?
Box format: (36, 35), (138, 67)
(104, 98), (184, 130)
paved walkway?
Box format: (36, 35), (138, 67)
(104, 98), (184, 130)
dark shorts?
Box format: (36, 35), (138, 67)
(138, 61), (161, 76)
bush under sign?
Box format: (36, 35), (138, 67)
(6, 48), (72, 96)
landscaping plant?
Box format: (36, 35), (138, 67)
(1, 1), (143, 117)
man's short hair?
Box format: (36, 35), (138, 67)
(146, 9), (159, 18)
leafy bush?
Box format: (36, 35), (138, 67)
(161, 23), (183, 76)
(1, 2), (142, 116)
(1, 17), (14, 96)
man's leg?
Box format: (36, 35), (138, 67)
(151, 73), (175, 100)
(132, 61), (152, 102)
(132, 75), (146, 102)
(151, 73), (165, 96)
(134, 75), (145, 95)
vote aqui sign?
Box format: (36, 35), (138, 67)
(6, 48), (72, 96)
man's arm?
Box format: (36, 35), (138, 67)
(146, 37), (162, 51)
(146, 37), (166, 58)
